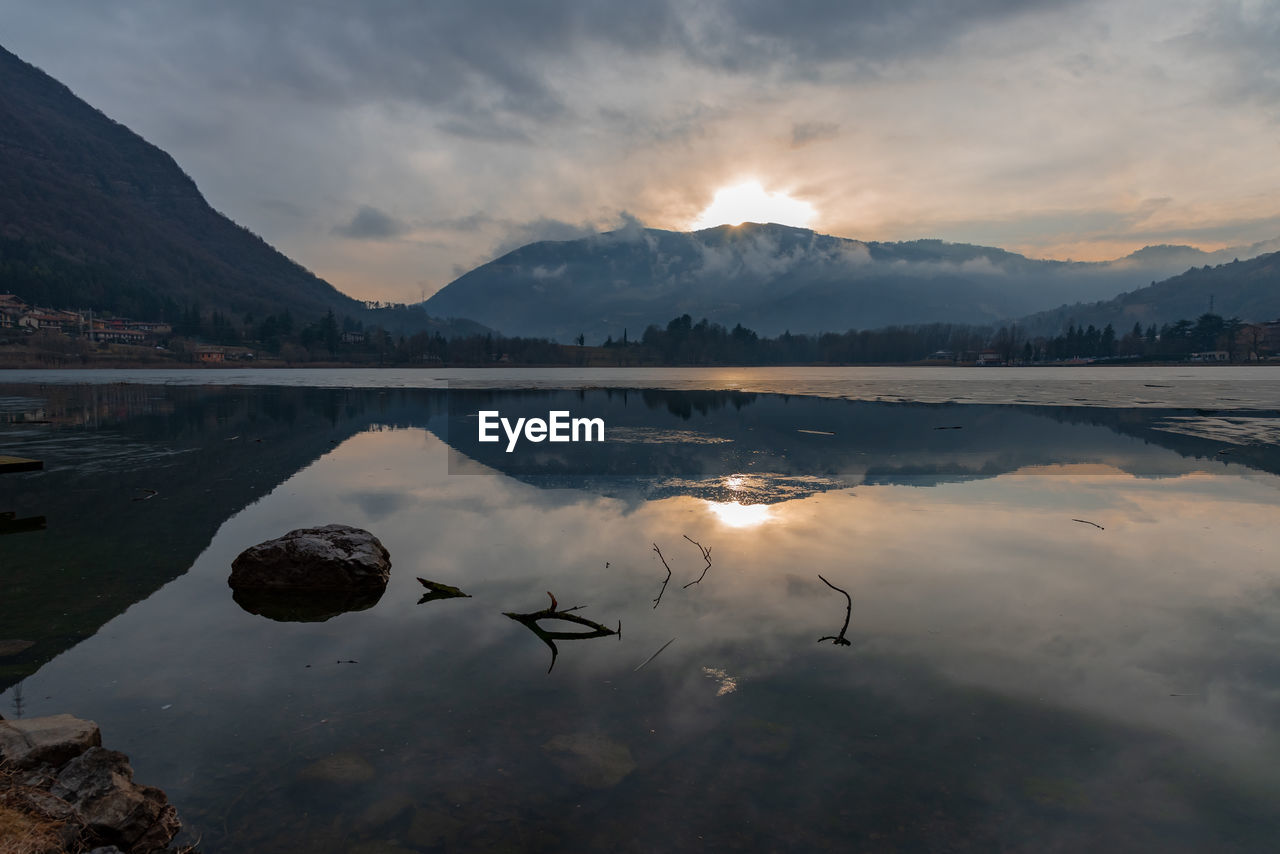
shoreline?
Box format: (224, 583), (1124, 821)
(2, 357), (1277, 371)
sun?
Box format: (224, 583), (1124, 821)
(690, 181), (817, 230)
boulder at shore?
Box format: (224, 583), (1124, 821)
(0, 713), (102, 770)
(0, 715), (185, 853)
(229, 524), (391, 591)
(52, 748), (182, 852)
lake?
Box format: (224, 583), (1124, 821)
(2, 368), (1279, 852)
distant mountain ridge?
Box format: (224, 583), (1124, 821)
(422, 222), (1280, 341)
(0, 44), (479, 337)
(1019, 250), (1280, 335)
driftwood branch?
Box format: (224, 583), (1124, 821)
(681, 535), (713, 588)
(817, 574), (852, 646)
(504, 591), (618, 673)
(652, 543), (673, 608)
(1072, 518), (1105, 530)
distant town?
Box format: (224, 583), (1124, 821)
(0, 293), (254, 363)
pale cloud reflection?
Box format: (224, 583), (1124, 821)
(311, 429), (1279, 770)
(10, 424), (1280, 831)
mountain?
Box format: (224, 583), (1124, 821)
(0, 44), (481, 336)
(421, 222), (1279, 341)
(1020, 251), (1280, 335)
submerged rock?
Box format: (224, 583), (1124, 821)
(0, 713), (102, 770)
(51, 747), (181, 853)
(229, 524), (391, 591)
(358, 793), (415, 829)
(297, 751), (377, 784)
(0, 638), (36, 657)
(543, 733), (636, 788)
(406, 806), (465, 849)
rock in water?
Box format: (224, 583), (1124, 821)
(543, 733), (636, 788)
(229, 524), (391, 590)
(297, 752), (376, 784)
(0, 638), (37, 657)
(0, 714), (102, 770)
(51, 747), (181, 853)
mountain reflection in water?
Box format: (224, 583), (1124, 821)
(2, 382), (1279, 852)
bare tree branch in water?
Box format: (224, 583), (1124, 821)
(504, 592), (618, 673)
(681, 535), (713, 588)
(652, 543), (673, 608)
(1072, 518), (1105, 530)
(817, 574), (852, 647)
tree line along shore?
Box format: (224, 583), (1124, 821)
(3, 305), (1279, 369)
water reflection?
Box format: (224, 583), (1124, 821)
(705, 499), (773, 528)
(415, 578), (471, 604)
(2, 383), (1280, 851)
(0, 510), (45, 535)
(232, 587), (386, 623)
(816, 575), (853, 646)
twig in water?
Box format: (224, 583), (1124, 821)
(682, 534), (713, 588)
(133, 488), (158, 502)
(817, 574), (852, 647)
(504, 593), (618, 673)
(652, 543), (673, 608)
(634, 638), (676, 672)
(1072, 518), (1105, 530)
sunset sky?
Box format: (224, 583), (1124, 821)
(3, 0), (1278, 302)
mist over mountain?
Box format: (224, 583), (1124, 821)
(422, 222), (1279, 342)
(1020, 250), (1280, 336)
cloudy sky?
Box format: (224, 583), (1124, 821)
(2, 0), (1278, 302)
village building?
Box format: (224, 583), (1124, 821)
(20, 310), (79, 332)
(90, 326), (148, 345)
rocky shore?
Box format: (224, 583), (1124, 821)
(0, 713), (193, 854)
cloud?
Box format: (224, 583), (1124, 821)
(790, 121), (840, 148)
(334, 206), (405, 240)
(1176, 1), (1280, 115)
(684, 0), (1088, 74)
(486, 217), (601, 258)
(2, 0), (1278, 303)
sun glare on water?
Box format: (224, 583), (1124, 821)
(707, 500), (774, 528)
(690, 181), (816, 230)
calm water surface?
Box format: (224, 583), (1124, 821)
(2, 371), (1279, 852)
